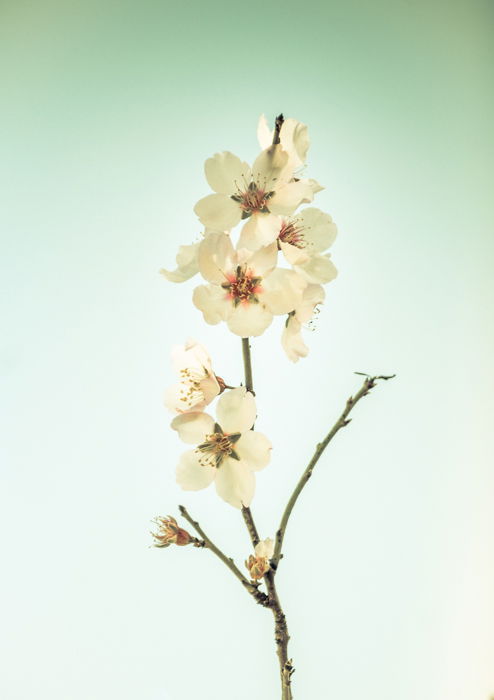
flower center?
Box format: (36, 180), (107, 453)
(231, 182), (274, 218)
(176, 367), (208, 409)
(197, 425), (241, 468)
(222, 266), (263, 306)
(278, 220), (306, 249)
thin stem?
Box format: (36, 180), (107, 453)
(272, 373), (396, 568)
(240, 335), (294, 699)
(179, 505), (269, 607)
(241, 337), (254, 394)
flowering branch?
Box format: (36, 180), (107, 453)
(159, 113), (395, 699)
(271, 373), (396, 568)
(178, 505), (269, 607)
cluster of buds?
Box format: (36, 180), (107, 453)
(161, 114), (338, 362)
(245, 538), (275, 580)
(151, 516), (198, 548)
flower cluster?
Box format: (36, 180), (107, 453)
(165, 341), (271, 509)
(161, 114), (338, 361)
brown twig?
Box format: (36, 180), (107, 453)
(240, 335), (294, 699)
(271, 373), (396, 568)
(178, 505), (269, 607)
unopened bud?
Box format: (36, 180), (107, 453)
(151, 515), (193, 547)
(245, 537), (275, 580)
(245, 554), (270, 580)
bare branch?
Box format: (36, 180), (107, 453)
(271, 373), (395, 568)
(178, 505), (269, 607)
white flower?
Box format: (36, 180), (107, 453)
(193, 146), (315, 232)
(238, 207), (338, 285)
(192, 233), (307, 337)
(245, 537), (275, 579)
(164, 339), (220, 413)
(282, 284), (325, 362)
(172, 387), (272, 508)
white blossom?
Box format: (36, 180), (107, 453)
(192, 233), (307, 337)
(164, 339), (220, 413)
(238, 207), (338, 286)
(172, 387), (271, 508)
(193, 146), (315, 232)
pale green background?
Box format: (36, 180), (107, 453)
(1, 1), (493, 699)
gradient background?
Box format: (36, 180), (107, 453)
(1, 1), (493, 698)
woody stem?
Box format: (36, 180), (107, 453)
(240, 337), (294, 700)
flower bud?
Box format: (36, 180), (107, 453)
(151, 516), (193, 547)
(245, 537), (275, 579)
(245, 554), (270, 580)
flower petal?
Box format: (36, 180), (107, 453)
(269, 180), (315, 216)
(262, 268), (307, 315)
(214, 458), (255, 508)
(235, 431), (272, 471)
(281, 316), (308, 362)
(171, 412), (215, 444)
(299, 208), (338, 254)
(254, 537), (275, 559)
(204, 152), (251, 194)
(238, 214), (281, 251)
(198, 232), (235, 284)
(252, 145), (290, 190)
(227, 302), (273, 337)
(295, 254), (338, 284)
(257, 114), (272, 150)
(279, 240), (310, 266)
(176, 449), (217, 491)
(160, 242), (200, 283)
(216, 387), (256, 434)
(194, 194), (242, 230)
(193, 284), (232, 325)
(295, 283), (325, 323)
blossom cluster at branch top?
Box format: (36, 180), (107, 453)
(161, 114), (338, 361)
(165, 341), (272, 509)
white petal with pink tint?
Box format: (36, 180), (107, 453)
(214, 458), (255, 508)
(176, 449), (217, 490)
(216, 387), (256, 434)
(235, 431), (272, 471)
